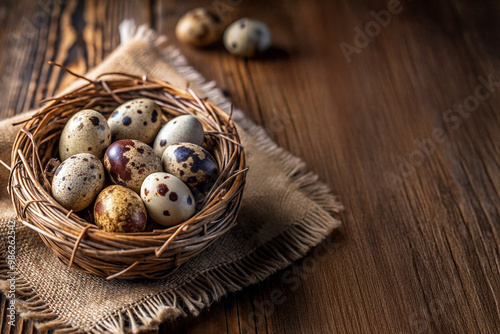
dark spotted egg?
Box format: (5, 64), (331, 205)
(52, 153), (105, 212)
(162, 143), (218, 191)
(59, 109), (111, 161)
(104, 139), (163, 193)
(153, 115), (205, 157)
(140, 172), (195, 227)
(94, 185), (147, 233)
(107, 98), (162, 145)
(223, 18), (272, 57)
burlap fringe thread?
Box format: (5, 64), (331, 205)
(0, 20), (343, 333)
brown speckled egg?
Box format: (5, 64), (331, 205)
(162, 143), (218, 191)
(52, 153), (105, 212)
(140, 172), (195, 227)
(59, 109), (111, 161)
(94, 185), (147, 233)
(175, 8), (221, 47)
(104, 139), (163, 193)
(107, 98), (162, 144)
(153, 115), (205, 157)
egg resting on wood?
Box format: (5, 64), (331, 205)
(223, 18), (272, 57)
(175, 8), (221, 47)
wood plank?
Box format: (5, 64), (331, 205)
(155, 0), (500, 333)
(1, 0), (499, 333)
(0, 1), (154, 333)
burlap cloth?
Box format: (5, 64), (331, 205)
(0, 22), (342, 333)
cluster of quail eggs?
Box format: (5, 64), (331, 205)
(52, 98), (218, 233)
(175, 7), (271, 57)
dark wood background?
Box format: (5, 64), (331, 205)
(1, 0), (500, 333)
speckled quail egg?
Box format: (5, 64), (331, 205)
(223, 18), (272, 57)
(153, 115), (205, 157)
(162, 143), (218, 191)
(107, 98), (162, 144)
(175, 8), (221, 47)
(104, 139), (163, 193)
(59, 109), (111, 161)
(140, 172), (195, 227)
(94, 185), (147, 233)
(52, 153), (105, 212)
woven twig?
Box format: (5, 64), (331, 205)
(8, 63), (247, 279)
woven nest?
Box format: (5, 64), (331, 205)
(8, 64), (247, 279)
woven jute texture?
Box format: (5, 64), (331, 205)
(0, 22), (342, 333)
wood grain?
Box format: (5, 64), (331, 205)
(1, 0), (499, 333)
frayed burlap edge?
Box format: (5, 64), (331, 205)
(0, 20), (343, 333)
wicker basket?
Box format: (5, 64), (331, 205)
(8, 65), (247, 279)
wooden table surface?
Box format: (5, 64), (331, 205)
(1, 0), (500, 333)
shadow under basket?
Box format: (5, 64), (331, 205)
(8, 67), (247, 280)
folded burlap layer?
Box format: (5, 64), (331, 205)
(0, 22), (342, 333)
